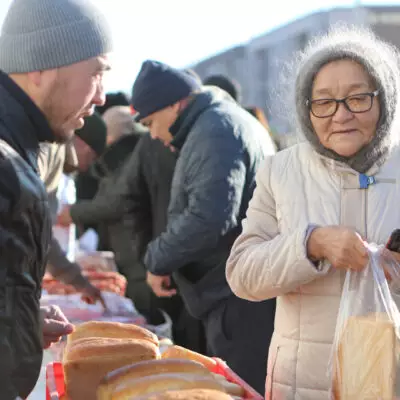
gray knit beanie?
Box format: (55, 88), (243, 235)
(0, 0), (113, 74)
(294, 25), (400, 173)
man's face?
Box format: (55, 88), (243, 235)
(73, 136), (97, 172)
(140, 103), (179, 145)
(40, 55), (111, 143)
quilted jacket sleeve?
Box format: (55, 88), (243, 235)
(46, 237), (89, 288)
(0, 159), (22, 399)
(145, 121), (247, 276)
(69, 173), (126, 225)
(69, 137), (148, 225)
(226, 156), (330, 301)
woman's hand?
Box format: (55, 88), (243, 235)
(307, 226), (369, 271)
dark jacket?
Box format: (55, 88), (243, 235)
(144, 88), (277, 319)
(0, 71), (53, 398)
(70, 134), (178, 318)
(74, 131), (144, 248)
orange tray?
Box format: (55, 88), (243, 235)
(46, 359), (263, 400)
(210, 358), (263, 399)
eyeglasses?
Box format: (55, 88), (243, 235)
(306, 90), (380, 118)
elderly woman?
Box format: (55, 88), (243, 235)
(226, 27), (400, 399)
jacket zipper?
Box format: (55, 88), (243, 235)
(364, 184), (368, 239)
(268, 346), (280, 400)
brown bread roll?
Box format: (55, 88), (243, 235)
(111, 373), (226, 399)
(97, 359), (212, 400)
(64, 338), (159, 400)
(161, 346), (217, 371)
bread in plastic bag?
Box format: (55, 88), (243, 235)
(329, 243), (400, 400)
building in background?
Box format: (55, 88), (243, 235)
(191, 5), (400, 148)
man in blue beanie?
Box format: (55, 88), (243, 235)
(132, 60), (277, 393)
(0, 0), (112, 397)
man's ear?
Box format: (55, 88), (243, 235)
(28, 69), (59, 92)
(26, 71), (43, 87)
(172, 100), (185, 114)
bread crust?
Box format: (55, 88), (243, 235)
(111, 373), (226, 399)
(162, 346), (217, 371)
(133, 389), (235, 400)
(64, 338), (159, 400)
(97, 359), (211, 400)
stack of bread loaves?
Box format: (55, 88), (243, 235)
(61, 322), (246, 400)
(63, 321), (160, 399)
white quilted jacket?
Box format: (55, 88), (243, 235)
(227, 142), (400, 399)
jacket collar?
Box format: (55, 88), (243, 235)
(315, 149), (381, 177)
(170, 87), (233, 150)
(0, 70), (54, 170)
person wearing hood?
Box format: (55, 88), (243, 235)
(131, 60), (277, 393)
(226, 26), (400, 399)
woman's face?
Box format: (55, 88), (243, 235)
(309, 59), (380, 157)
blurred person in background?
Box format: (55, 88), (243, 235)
(204, 74), (279, 150)
(39, 139), (103, 304)
(0, 0), (112, 396)
(95, 91), (130, 116)
(73, 111), (108, 203)
(103, 105), (137, 146)
(67, 109), (148, 252)
(226, 26), (400, 399)
(131, 60), (277, 393)
(203, 74), (241, 103)
(69, 113), (109, 248)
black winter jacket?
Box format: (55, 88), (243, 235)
(144, 88), (276, 318)
(0, 71), (53, 398)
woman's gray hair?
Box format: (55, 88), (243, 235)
(293, 24), (400, 172)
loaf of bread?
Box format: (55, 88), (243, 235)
(215, 380), (244, 397)
(63, 337), (105, 362)
(162, 345), (217, 371)
(133, 389), (235, 400)
(66, 321), (158, 349)
(111, 373), (226, 399)
(64, 338), (159, 400)
(333, 315), (396, 399)
(97, 359), (212, 400)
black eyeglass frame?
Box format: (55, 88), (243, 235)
(306, 89), (380, 118)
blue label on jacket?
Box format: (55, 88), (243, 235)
(359, 174), (376, 189)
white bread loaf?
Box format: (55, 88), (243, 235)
(333, 315), (396, 399)
(64, 337), (159, 400)
(111, 373), (226, 399)
(210, 374), (245, 397)
(97, 359), (212, 400)
(66, 321), (158, 351)
(161, 345), (217, 371)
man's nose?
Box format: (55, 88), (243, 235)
(92, 81), (106, 107)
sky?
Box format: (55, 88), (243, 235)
(0, 0), (399, 93)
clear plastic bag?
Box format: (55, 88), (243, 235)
(75, 251), (118, 272)
(329, 243), (400, 399)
